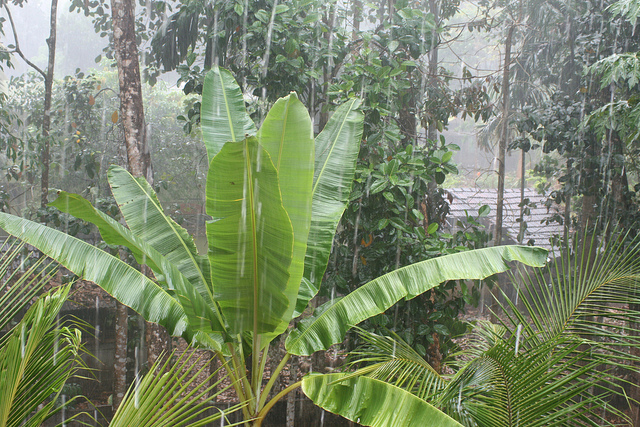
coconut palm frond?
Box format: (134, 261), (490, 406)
(440, 331), (618, 427)
(0, 238), (57, 334)
(0, 285), (86, 427)
(346, 328), (446, 401)
(498, 229), (640, 413)
(110, 350), (245, 427)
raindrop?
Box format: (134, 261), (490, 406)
(515, 324), (523, 355)
(134, 345), (140, 409)
(61, 394), (67, 426)
(20, 323), (25, 358)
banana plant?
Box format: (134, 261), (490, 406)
(0, 66), (547, 426)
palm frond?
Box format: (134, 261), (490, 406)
(346, 328), (446, 401)
(110, 349), (245, 427)
(497, 229), (640, 414)
(0, 285), (86, 427)
(0, 238), (56, 333)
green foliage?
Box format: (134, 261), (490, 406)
(346, 230), (640, 426)
(110, 350), (243, 427)
(0, 67), (548, 426)
(0, 278), (86, 427)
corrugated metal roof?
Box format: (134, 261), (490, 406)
(445, 188), (563, 250)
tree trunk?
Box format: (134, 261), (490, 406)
(111, 0), (168, 408)
(111, 0), (152, 182)
(491, 25), (513, 323)
(286, 356), (299, 427)
(40, 0), (57, 206)
(517, 148), (525, 243)
(495, 25), (513, 248)
(113, 301), (128, 410)
(424, 0), (439, 223)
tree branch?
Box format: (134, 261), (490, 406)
(2, 3), (46, 78)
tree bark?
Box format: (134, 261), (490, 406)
(111, 0), (168, 409)
(285, 356), (299, 427)
(40, 0), (57, 206)
(491, 25), (513, 323)
(517, 148), (525, 243)
(111, 0), (152, 181)
(113, 300), (128, 409)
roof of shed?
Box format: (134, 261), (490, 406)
(445, 188), (563, 250)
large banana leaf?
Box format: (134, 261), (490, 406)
(206, 137), (294, 334)
(0, 213), (191, 339)
(258, 93), (314, 335)
(201, 66), (257, 160)
(106, 165), (214, 304)
(294, 98), (364, 316)
(0, 286), (85, 427)
(49, 192), (226, 349)
(50, 191), (162, 275)
(302, 373), (462, 427)
(286, 245), (547, 355)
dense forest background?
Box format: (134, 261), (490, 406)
(1, 0), (640, 425)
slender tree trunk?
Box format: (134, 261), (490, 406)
(113, 293), (128, 409)
(286, 356), (299, 427)
(518, 148), (525, 243)
(111, 0), (152, 182)
(111, 0), (169, 408)
(425, 0), (439, 222)
(495, 25), (514, 248)
(491, 25), (513, 322)
(40, 0), (57, 206)
(351, 0), (361, 39)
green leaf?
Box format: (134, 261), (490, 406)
(0, 286), (85, 427)
(0, 240), (56, 332)
(302, 374), (462, 427)
(110, 349), (242, 426)
(49, 190), (226, 349)
(0, 213), (192, 340)
(427, 223), (438, 235)
(294, 99), (364, 316)
(369, 179), (388, 194)
(478, 205), (491, 217)
(201, 67), (257, 161)
(286, 246), (547, 355)
(106, 165), (214, 307)
(206, 138), (294, 334)
(258, 93), (314, 336)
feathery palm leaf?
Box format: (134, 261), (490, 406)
(0, 285), (86, 427)
(345, 328), (446, 401)
(110, 350), (244, 427)
(0, 238), (56, 333)
(498, 229), (640, 412)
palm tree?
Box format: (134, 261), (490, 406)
(0, 239), (84, 427)
(341, 229), (640, 426)
(0, 66), (547, 426)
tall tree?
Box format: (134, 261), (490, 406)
(2, 0), (57, 206)
(110, 0), (168, 409)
